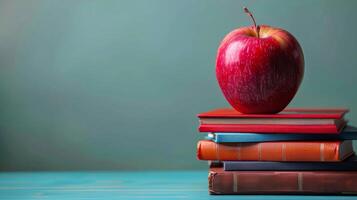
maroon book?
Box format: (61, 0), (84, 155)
(209, 166), (357, 194)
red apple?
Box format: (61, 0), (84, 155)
(216, 8), (304, 114)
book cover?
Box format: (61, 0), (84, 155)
(209, 166), (357, 194)
(224, 155), (357, 171)
(199, 108), (349, 119)
(197, 140), (353, 161)
(208, 126), (357, 143)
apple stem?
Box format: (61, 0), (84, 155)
(243, 7), (260, 38)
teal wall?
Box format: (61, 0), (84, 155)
(0, 0), (356, 170)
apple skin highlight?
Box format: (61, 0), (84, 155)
(216, 24), (304, 114)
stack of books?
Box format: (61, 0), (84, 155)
(197, 108), (357, 194)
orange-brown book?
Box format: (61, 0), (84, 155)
(197, 140), (353, 162)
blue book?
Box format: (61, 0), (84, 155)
(207, 126), (357, 143)
(224, 155), (357, 171)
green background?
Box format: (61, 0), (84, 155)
(0, 0), (356, 170)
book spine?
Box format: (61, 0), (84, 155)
(197, 140), (343, 161)
(199, 124), (342, 134)
(209, 169), (357, 194)
(214, 133), (347, 143)
(223, 160), (357, 171)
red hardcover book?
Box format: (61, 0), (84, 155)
(209, 166), (357, 194)
(199, 108), (349, 119)
(198, 108), (348, 134)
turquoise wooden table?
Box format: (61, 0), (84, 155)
(0, 171), (356, 200)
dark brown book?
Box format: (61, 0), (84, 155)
(209, 166), (357, 194)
